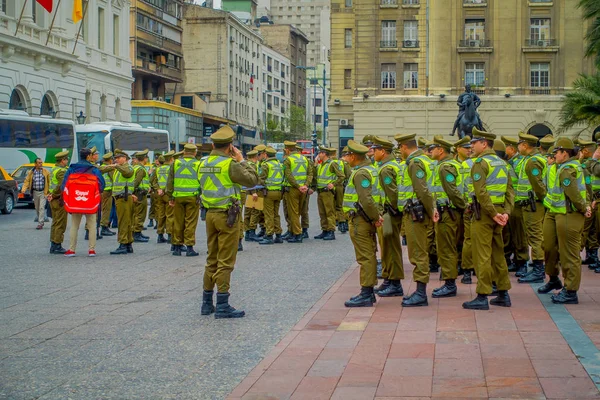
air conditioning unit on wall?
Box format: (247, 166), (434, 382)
(339, 119), (349, 126)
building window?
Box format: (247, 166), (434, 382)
(314, 115), (322, 123)
(403, 63), (418, 89)
(381, 64), (396, 89)
(113, 15), (119, 56)
(464, 19), (485, 40)
(530, 18), (550, 41)
(381, 20), (396, 47)
(345, 0), (352, 7)
(345, 29), (352, 48)
(1, 0), (6, 14)
(344, 69), (352, 89)
(31, 0), (37, 23)
(404, 20), (417, 41)
(530, 62), (550, 87)
(465, 62), (485, 86)
(98, 7), (105, 50)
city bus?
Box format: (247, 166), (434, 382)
(0, 109), (76, 173)
(75, 122), (170, 161)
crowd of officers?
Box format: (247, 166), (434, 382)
(342, 128), (598, 310)
(44, 122), (599, 315)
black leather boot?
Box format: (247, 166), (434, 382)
(323, 231), (336, 241)
(186, 246), (199, 257)
(287, 234), (303, 243)
(101, 226), (115, 236)
(432, 280), (457, 298)
(274, 234), (283, 244)
(374, 279), (390, 293)
(376, 261), (383, 279)
(167, 234), (172, 244)
(507, 258), (518, 272)
(127, 243), (134, 253)
(172, 245), (182, 256)
(490, 290), (511, 307)
(156, 234), (166, 243)
(281, 231), (291, 240)
(457, 264), (464, 276)
(215, 293), (245, 318)
(84, 230), (89, 240)
(134, 232), (149, 243)
(49, 242), (56, 254)
(314, 231), (327, 239)
(462, 294), (489, 310)
(518, 260), (545, 283)
(515, 261), (529, 277)
(345, 287), (375, 307)
(538, 276), (563, 294)
(110, 244), (128, 255)
(238, 239), (243, 251)
(139, 231), (149, 239)
(461, 270), (473, 284)
(257, 227), (266, 237)
(582, 248), (597, 265)
(429, 254), (440, 273)
(551, 288), (578, 304)
(247, 230), (260, 242)
(302, 228), (309, 239)
(201, 291), (215, 315)
(148, 219), (154, 228)
(378, 280), (404, 297)
(259, 235), (274, 245)
(402, 282), (428, 307)
(53, 243), (67, 254)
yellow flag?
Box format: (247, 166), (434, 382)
(73, 0), (83, 23)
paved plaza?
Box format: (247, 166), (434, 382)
(2, 199), (600, 399)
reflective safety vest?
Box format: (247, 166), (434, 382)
(508, 155), (523, 187)
(515, 154), (547, 201)
(264, 159), (284, 190)
(431, 159), (463, 205)
(172, 157), (201, 198)
(50, 165), (67, 192)
(396, 160), (412, 212)
(103, 171), (113, 192)
(343, 165), (381, 212)
(112, 167), (135, 196)
(460, 158), (475, 203)
(284, 153), (308, 186)
(199, 156), (241, 209)
(587, 159), (600, 192)
(409, 154), (434, 190)
(317, 160), (337, 189)
(133, 165), (150, 191)
(478, 154), (509, 205)
(543, 161), (586, 214)
(378, 159), (403, 208)
(157, 165), (170, 190)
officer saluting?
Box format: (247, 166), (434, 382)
(199, 126), (258, 318)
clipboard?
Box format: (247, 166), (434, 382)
(245, 195), (264, 211)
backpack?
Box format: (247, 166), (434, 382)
(63, 168), (100, 214)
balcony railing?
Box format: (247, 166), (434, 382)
(530, 87), (551, 95)
(463, 0), (487, 4)
(403, 0), (419, 4)
(135, 57), (182, 81)
(380, 40), (398, 48)
(403, 40), (419, 48)
(380, 0), (397, 5)
(529, 0), (552, 2)
(459, 39), (492, 48)
(524, 39), (557, 47)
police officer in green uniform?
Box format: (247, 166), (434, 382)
(539, 134), (555, 155)
(243, 150), (261, 242)
(430, 136), (466, 298)
(199, 126), (258, 318)
(314, 147), (345, 240)
(131, 150), (150, 243)
(99, 152), (116, 236)
(299, 143), (312, 239)
(150, 151), (175, 243)
(456, 137), (476, 284)
(253, 144), (267, 237)
(110, 150), (136, 255)
(515, 132), (548, 283)
(257, 146), (284, 245)
(578, 139), (600, 268)
(343, 140), (383, 307)
(395, 133), (438, 307)
(371, 136), (405, 297)
(282, 141), (313, 243)
(48, 151), (70, 254)
(463, 128), (514, 310)
(538, 138), (590, 304)
(334, 149), (351, 233)
(166, 143), (201, 257)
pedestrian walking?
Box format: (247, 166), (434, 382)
(21, 158), (50, 229)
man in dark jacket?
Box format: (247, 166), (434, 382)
(61, 148), (105, 257)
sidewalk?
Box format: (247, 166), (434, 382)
(228, 256), (600, 400)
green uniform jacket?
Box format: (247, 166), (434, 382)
(321, 159), (345, 187)
(524, 149), (547, 200)
(562, 157), (588, 212)
(210, 149), (259, 188)
(378, 154), (399, 209)
(283, 151), (313, 189)
(51, 164), (67, 198)
(438, 154), (466, 210)
(353, 159), (381, 222)
(114, 164), (134, 180)
(165, 156), (199, 198)
(472, 148), (515, 217)
(406, 149), (435, 218)
(133, 162), (148, 192)
(149, 166), (161, 192)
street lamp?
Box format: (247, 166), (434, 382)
(76, 111), (86, 124)
(263, 89), (281, 145)
(297, 65), (328, 152)
(296, 65), (317, 158)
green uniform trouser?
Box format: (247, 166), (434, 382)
(173, 196), (199, 246)
(243, 195), (253, 231)
(115, 196), (134, 244)
(204, 210), (240, 293)
(522, 202), (545, 261)
(133, 194), (148, 233)
(509, 205), (529, 262)
(382, 213), (404, 280)
(472, 205), (511, 295)
(240, 192), (246, 239)
(582, 213), (598, 252)
(156, 194), (173, 235)
(248, 194), (264, 230)
(400, 212), (408, 237)
(544, 212), (584, 291)
(461, 208), (473, 270)
(406, 214), (433, 284)
(349, 215), (378, 288)
(49, 198), (67, 244)
(264, 190), (283, 235)
(436, 209), (460, 280)
(301, 192), (310, 229)
(427, 222), (437, 258)
(282, 192), (290, 230)
(317, 190), (336, 231)
(148, 194), (156, 220)
(335, 185), (345, 224)
(100, 191), (112, 227)
(284, 187), (305, 235)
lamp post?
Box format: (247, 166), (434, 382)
(296, 65), (317, 158)
(263, 89), (281, 145)
(297, 65), (328, 152)
(76, 111), (86, 125)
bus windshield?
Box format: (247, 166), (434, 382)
(110, 129), (169, 153)
(76, 131), (107, 155)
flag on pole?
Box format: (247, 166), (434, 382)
(36, 0), (53, 12)
(72, 0), (83, 23)
(250, 75), (254, 91)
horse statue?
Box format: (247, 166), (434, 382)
(450, 84), (484, 139)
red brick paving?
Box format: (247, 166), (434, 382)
(228, 259), (600, 400)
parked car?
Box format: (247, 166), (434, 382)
(10, 163), (54, 205)
(0, 166), (18, 214)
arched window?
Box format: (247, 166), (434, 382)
(40, 94), (53, 117)
(9, 89), (25, 111)
(528, 124), (552, 138)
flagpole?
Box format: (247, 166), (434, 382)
(14, 0), (30, 36)
(45, 0), (62, 46)
(71, 0), (88, 55)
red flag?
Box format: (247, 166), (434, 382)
(36, 0), (53, 13)
(250, 75), (254, 91)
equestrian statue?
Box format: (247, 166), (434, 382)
(450, 84), (483, 139)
